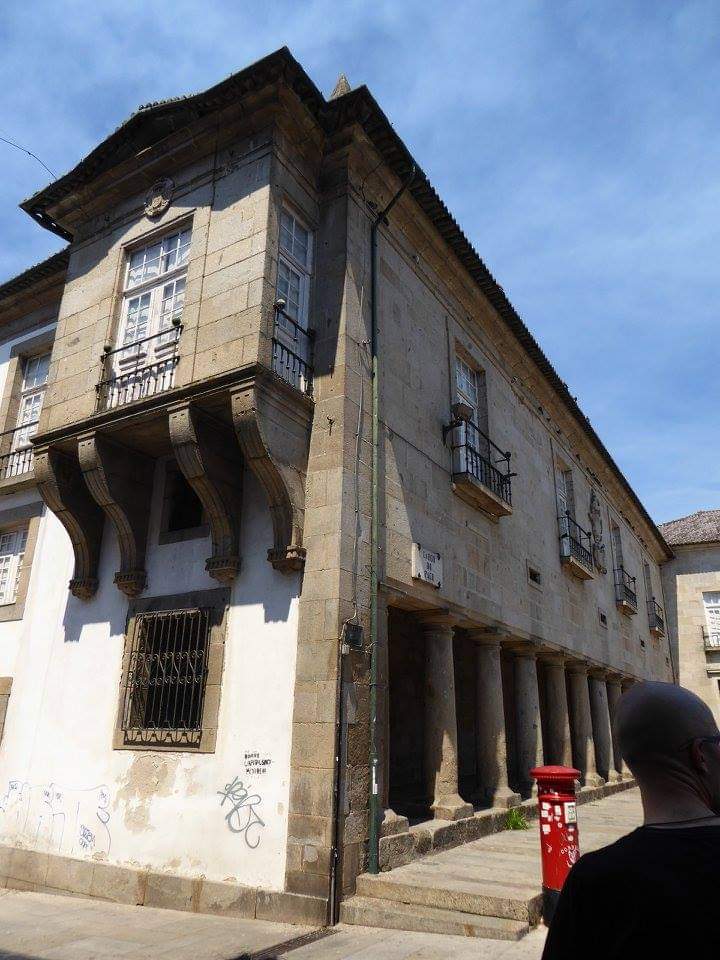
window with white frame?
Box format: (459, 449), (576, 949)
(0, 525), (28, 605)
(276, 209), (312, 331)
(704, 592), (720, 646)
(101, 228), (191, 409)
(121, 228), (191, 346)
(14, 353), (50, 448)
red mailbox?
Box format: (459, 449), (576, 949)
(531, 765), (581, 923)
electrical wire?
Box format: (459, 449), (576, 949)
(0, 134), (56, 179)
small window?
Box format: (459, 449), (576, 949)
(598, 609), (608, 628)
(159, 461), (207, 544)
(120, 607), (211, 747)
(0, 525), (28, 606)
(527, 564), (542, 588)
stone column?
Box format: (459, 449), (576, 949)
(567, 663), (604, 788)
(607, 676), (628, 780)
(421, 613), (473, 821)
(608, 676), (633, 780)
(378, 600), (409, 837)
(589, 671), (620, 783)
(541, 654), (573, 767)
(470, 633), (520, 808)
(513, 648), (544, 797)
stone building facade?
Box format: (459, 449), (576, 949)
(660, 511), (720, 722)
(0, 48), (673, 922)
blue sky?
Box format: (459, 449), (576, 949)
(1, 0), (717, 525)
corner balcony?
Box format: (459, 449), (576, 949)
(559, 513), (594, 580)
(445, 409), (513, 517)
(0, 422), (39, 493)
(32, 304), (315, 603)
(647, 598), (665, 638)
(614, 566), (638, 616)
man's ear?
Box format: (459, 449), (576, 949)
(690, 739), (709, 775)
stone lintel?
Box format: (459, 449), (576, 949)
(415, 608), (456, 631)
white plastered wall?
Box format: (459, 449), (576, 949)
(0, 455), (300, 890)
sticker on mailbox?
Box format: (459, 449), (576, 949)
(564, 801), (577, 824)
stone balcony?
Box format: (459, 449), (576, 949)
(32, 305), (314, 601)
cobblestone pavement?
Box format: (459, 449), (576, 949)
(0, 889), (547, 959)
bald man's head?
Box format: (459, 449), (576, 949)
(617, 682), (718, 771)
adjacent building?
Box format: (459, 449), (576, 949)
(0, 48), (674, 924)
(660, 510), (720, 722)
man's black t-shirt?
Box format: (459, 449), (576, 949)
(542, 825), (720, 958)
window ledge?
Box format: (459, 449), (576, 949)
(0, 470), (35, 496)
(451, 473), (512, 518)
(560, 554), (594, 581)
(616, 600), (638, 617)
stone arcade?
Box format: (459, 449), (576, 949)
(0, 48), (673, 926)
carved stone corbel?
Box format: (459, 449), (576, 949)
(168, 402), (242, 583)
(231, 379), (312, 572)
(34, 445), (104, 600)
(77, 432), (154, 598)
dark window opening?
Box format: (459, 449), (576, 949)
(528, 565), (542, 587)
(163, 461), (205, 535)
(122, 607), (211, 747)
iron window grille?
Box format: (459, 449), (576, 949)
(447, 418), (513, 506)
(558, 513), (593, 571)
(121, 606), (211, 747)
(614, 566), (638, 610)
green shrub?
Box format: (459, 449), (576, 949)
(505, 807), (530, 830)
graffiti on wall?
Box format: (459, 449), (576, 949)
(0, 780), (112, 857)
(217, 775), (265, 848)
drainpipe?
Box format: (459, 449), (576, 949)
(368, 164), (416, 875)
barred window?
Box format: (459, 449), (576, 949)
(121, 607), (211, 747)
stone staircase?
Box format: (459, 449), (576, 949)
(340, 788), (643, 940)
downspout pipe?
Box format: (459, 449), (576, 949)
(368, 163), (416, 875)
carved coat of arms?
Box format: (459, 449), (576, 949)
(144, 178), (174, 219)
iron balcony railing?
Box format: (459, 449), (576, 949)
(614, 566), (638, 610)
(96, 325), (182, 412)
(448, 419), (513, 506)
(559, 513), (593, 571)
(703, 626), (720, 650)
(647, 598), (665, 636)
(271, 306), (313, 395)
(0, 422), (39, 481)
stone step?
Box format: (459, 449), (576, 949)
(340, 895), (530, 941)
(355, 872), (542, 923)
